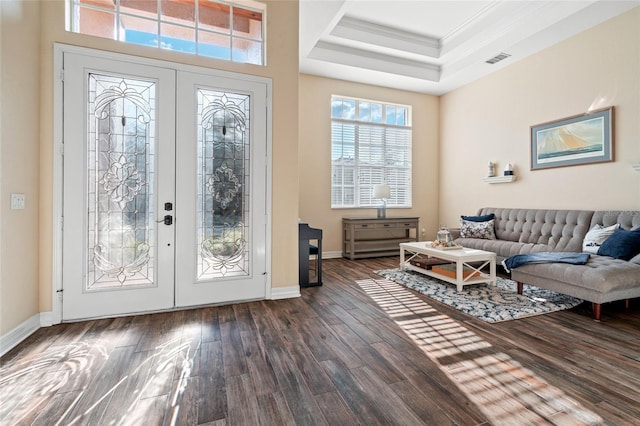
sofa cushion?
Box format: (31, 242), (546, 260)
(476, 208), (593, 251)
(597, 228), (640, 261)
(511, 255), (640, 303)
(582, 223), (619, 254)
(461, 213), (495, 222)
(590, 210), (640, 231)
(460, 219), (496, 239)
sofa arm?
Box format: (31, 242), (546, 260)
(449, 228), (461, 239)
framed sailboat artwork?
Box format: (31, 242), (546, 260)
(530, 107), (613, 170)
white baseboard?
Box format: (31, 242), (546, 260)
(270, 285), (301, 300)
(322, 251), (343, 259)
(40, 311), (55, 327)
(0, 313), (42, 357)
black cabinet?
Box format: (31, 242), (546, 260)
(299, 223), (322, 287)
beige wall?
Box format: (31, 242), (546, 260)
(439, 7), (640, 226)
(1, 1), (42, 335)
(299, 74), (440, 252)
(1, 0), (298, 335)
(3, 1), (639, 338)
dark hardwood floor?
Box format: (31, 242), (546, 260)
(1, 257), (639, 425)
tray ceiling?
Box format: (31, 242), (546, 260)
(299, 0), (639, 94)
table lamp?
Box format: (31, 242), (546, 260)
(373, 184), (391, 218)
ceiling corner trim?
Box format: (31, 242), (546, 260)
(299, 0), (349, 58)
(331, 16), (440, 58)
(310, 41), (441, 82)
(440, 0), (503, 44)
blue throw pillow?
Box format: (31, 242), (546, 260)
(461, 213), (495, 222)
(597, 228), (640, 261)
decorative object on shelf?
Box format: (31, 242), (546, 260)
(373, 184), (391, 218)
(487, 161), (496, 177)
(530, 106), (614, 170)
(503, 163), (514, 176)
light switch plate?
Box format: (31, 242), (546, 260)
(11, 193), (25, 210)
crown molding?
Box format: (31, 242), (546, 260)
(310, 41), (441, 82)
(440, 0), (503, 45)
(331, 16), (440, 58)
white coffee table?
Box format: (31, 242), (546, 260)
(399, 242), (496, 291)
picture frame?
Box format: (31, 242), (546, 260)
(530, 106), (613, 170)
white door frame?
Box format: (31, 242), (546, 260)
(52, 43), (273, 324)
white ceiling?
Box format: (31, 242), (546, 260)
(299, 0), (639, 95)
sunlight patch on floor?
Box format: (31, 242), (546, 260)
(0, 335), (197, 425)
(358, 278), (603, 426)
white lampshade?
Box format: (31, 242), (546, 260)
(373, 184), (391, 199)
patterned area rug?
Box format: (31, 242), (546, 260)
(375, 268), (583, 323)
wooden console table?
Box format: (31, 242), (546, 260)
(342, 217), (419, 260)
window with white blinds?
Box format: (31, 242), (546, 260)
(331, 96), (412, 208)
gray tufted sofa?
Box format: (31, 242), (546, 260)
(454, 207), (640, 320)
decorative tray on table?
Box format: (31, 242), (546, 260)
(428, 241), (463, 250)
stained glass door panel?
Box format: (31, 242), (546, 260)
(62, 53), (176, 320)
(197, 91), (250, 280)
(175, 72), (268, 307)
(88, 75), (156, 289)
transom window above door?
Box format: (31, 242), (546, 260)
(68, 0), (265, 65)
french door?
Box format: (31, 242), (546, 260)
(175, 70), (268, 307)
(61, 50), (269, 320)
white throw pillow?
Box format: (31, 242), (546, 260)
(460, 219), (496, 240)
(583, 223), (619, 254)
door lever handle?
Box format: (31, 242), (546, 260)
(164, 215), (173, 225)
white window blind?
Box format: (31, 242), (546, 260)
(331, 97), (412, 208)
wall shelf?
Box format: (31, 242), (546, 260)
(633, 164), (640, 172)
(483, 175), (516, 184)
